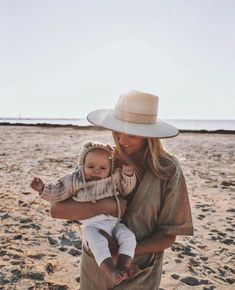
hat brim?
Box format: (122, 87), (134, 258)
(87, 109), (179, 138)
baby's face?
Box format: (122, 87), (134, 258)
(84, 149), (111, 181)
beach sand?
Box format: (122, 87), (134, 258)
(0, 126), (234, 290)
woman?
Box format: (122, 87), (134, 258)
(51, 91), (194, 289)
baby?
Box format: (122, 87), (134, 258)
(30, 141), (137, 285)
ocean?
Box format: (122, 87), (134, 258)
(0, 118), (234, 132)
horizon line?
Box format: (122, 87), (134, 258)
(0, 117), (235, 121)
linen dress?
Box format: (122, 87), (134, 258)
(80, 157), (193, 290)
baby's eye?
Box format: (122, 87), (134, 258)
(100, 167), (107, 170)
(88, 165), (94, 169)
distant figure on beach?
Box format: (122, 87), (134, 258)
(30, 141), (137, 285)
(49, 90), (194, 289)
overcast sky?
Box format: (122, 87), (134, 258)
(0, 0), (234, 119)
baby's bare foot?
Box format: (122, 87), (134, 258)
(112, 270), (129, 285)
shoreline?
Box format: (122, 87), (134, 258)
(0, 122), (234, 134)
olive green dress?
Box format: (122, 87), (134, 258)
(80, 158), (193, 290)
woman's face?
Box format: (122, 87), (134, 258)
(115, 132), (146, 156)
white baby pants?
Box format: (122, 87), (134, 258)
(83, 219), (136, 266)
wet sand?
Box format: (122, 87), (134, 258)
(0, 126), (234, 289)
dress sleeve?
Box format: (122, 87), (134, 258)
(157, 161), (194, 236)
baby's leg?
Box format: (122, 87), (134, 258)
(83, 226), (128, 285)
(83, 226), (112, 267)
(116, 254), (133, 272)
(113, 223), (136, 272)
(100, 257), (129, 285)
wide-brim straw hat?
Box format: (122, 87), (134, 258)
(87, 90), (178, 138)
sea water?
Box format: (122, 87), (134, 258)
(0, 118), (234, 132)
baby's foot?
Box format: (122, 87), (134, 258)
(112, 270), (129, 285)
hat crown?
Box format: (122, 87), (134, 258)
(114, 91), (159, 124)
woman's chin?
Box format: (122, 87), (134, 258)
(121, 147), (133, 155)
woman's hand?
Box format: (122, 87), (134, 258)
(102, 196), (127, 217)
(99, 229), (119, 257)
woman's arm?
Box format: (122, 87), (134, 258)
(135, 232), (176, 255)
(100, 230), (175, 257)
(50, 197), (127, 220)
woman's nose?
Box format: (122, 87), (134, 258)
(118, 133), (128, 145)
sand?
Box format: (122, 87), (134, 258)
(0, 126), (234, 290)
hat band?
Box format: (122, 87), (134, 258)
(113, 107), (156, 124)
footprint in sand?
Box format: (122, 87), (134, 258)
(171, 274), (212, 287)
(47, 231), (83, 258)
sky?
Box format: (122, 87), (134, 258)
(0, 0), (234, 120)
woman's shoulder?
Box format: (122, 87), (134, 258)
(159, 153), (183, 180)
(166, 154), (184, 181)
(166, 154), (181, 167)
(159, 152), (180, 168)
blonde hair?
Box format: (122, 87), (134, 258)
(112, 132), (176, 180)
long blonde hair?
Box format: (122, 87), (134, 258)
(112, 132), (176, 180)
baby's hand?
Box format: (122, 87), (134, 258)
(121, 165), (134, 177)
(30, 177), (44, 193)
